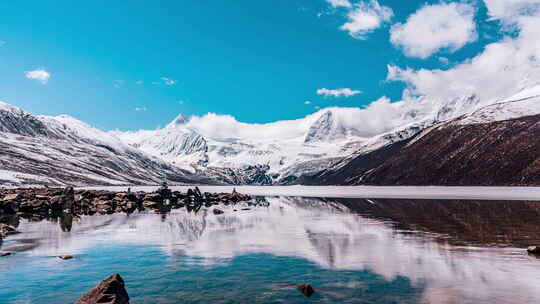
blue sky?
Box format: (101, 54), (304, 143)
(0, 0), (510, 130)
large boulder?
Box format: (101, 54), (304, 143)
(76, 274), (129, 304)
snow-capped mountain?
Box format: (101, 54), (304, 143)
(0, 102), (213, 186)
(1, 82), (539, 186)
(314, 87), (540, 186)
(112, 109), (371, 184)
(106, 88), (502, 185)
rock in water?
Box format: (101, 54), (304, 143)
(298, 283), (315, 297)
(58, 255), (74, 260)
(527, 246), (540, 254)
(76, 274), (129, 304)
(213, 208), (224, 215)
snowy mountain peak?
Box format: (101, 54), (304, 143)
(0, 101), (25, 114)
(304, 111), (346, 143)
(434, 94), (481, 122)
(0, 102), (51, 136)
(167, 114), (189, 128)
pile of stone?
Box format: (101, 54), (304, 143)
(0, 185), (251, 217)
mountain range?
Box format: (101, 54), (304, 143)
(1, 84), (539, 186)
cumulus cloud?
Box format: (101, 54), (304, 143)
(25, 69), (50, 84)
(387, 0), (540, 105)
(179, 105), (396, 140)
(304, 100), (312, 105)
(317, 88), (362, 98)
(390, 2), (477, 58)
(326, 0), (352, 8)
(483, 0), (540, 24)
(161, 92), (448, 141)
(134, 106), (147, 112)
(340, 0), (393, 39)
(160, 77), (177, 85)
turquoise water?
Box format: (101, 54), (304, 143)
(2, 196), (540, 303)
(0, 246), (423, 303)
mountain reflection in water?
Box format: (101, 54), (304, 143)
(2, 197), (540, 303)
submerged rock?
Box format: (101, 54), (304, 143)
(76, 274), (129, 304)
(298, 283), (315, 297)
(527, 246), (540, 254)
(58, 255), (74, 260)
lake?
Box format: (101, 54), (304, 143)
(1, 191), (540, 303)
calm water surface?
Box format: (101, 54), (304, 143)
(1, 196), (540, 303)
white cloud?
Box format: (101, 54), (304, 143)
(317, 87), (362, 97)
(390, 2), (477, 58)
(160, 77), (177, 86)
(483, 0), (540, 24)
(304, 100), (312, 105)
(134, 106), (147, 112)
(326, 0), (352, 8)
(25, 69), (50, 84)
(387, 0), (540, 105)
(340, 0), (393, 39)
(163, 92), (456, 141)
(180, 100), (403, 140)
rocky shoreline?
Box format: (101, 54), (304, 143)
(0, 185), (251, 243)
(0, 185), (251, 217)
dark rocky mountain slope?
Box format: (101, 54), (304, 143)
(316, 113), (540, 186)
